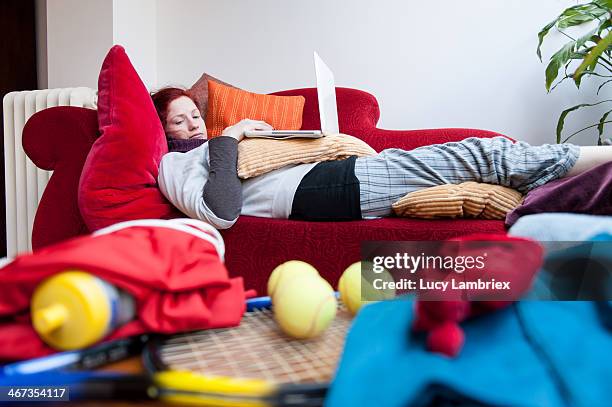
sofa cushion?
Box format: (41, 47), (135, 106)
(79, 45), (181, 231)
(505, 161), (612, 227)
(272, 87), (380, 140)
(205, 80), (305, 137)
(189, 73), (236, 117)
(24, 107), (99, 249)
(237, 134), (376, 179)
(220, 216), (507, 295)
(393, 182), (523, 220)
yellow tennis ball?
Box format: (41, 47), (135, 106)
(362, 263), (396, 303)
(338, 262), (396, 315)
(267, 260), (320, 298)
(273, 275), (337, 339)
(338, 262), (362, 315)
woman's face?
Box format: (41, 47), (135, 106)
(164, 96), (206, 140)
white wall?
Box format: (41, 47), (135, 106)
(46, 0), (113, 88)
(156, 0), (609, 145)
(43, 0), (157, 89)
(113, 0), (157, 88)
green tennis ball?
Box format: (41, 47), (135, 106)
(338, 262), (396, 315)
(273, 275), (337, 339)
(267, 260), (320, 298)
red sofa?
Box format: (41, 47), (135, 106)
(23, 87), (507, 295)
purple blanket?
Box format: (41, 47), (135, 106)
(506, 161), (612, 227)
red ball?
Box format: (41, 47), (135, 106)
(426, 322), (465, 357)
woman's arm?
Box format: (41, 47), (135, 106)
(158, 144), (237, 230)
(202, 136), (242, 221)
(158, 119), (272, 230)
(200, 119), (272, 223)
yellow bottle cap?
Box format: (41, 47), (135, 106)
(31, 271), (112, 350)
(32, 303), (69, 335)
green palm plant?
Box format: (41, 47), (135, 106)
(538, 0), (612, 144)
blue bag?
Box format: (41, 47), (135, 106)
(326, 300), (612, 407)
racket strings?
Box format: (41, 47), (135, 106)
(159, 306), (352, 384)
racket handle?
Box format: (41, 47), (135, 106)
(1, 334), (149, 375)
(269, 383), (328, 407)
(70, 374), (155, 401)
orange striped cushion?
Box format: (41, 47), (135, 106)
(205, 80), (306, 138)
(392, 182), (523, 220)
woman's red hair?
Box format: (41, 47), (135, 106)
(150, 87), (201, 128)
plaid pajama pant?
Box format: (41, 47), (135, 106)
(353, 136), (580, 218)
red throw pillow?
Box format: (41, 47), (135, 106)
(79, 45), (181, 231)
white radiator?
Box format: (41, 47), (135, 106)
(2, 87), (98, 257)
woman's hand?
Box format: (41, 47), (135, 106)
(221, 119), (273, 142)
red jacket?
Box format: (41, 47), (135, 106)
(0, 219), (248, 361)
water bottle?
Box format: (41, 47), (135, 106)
(31, 271), (135, 350)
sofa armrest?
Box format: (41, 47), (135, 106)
(22, 106), (98, 250)
(363, 127), (507, 152)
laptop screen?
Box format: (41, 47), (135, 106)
(314, 52), (340, 135)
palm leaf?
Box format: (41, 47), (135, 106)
(598, 18), (611, 35)
(577, 29), (600, 48)
(598, 79), (612, 94)
(574, 31), (600, 90)
(537, 20), (557, 61)
(574, 30), (612, 86)
(544, 29), (600, 91)
(598, 109), (612, 143)
(558, 15), (597, 28)
(562, 120), (612, 143)
(558, 6), (605, 29)
(546, 43), (575, 91)
(593, 0), (612, 9)
(537, 4), (604, 60)
(556, 99), (612, 143)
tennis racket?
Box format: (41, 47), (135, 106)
(1, 334), (150, 375)
(0, 297), (351, 406)
(142, 296), (352, 406)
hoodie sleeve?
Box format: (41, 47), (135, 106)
(158, 140), (241, 230)
(202, 136), (242, 221)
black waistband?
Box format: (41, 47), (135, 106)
(289, 156), (361, 221)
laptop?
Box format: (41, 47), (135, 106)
(244, 51), (340, 139)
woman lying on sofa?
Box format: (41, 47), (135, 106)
(152, 87), (612, 230)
